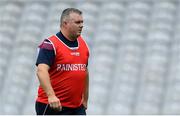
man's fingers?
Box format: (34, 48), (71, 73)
(50, 101), (58, 108)
(49, 102), (55, 109)
(48, 95), (62, 111)
(49, 101), (62, 111)
(58, 101), (62, 111)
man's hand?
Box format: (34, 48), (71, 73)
(83, 101), (87, 110)
(48, 95), (62, 111)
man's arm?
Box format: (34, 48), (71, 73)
(83, 68), (89, 109)
(36, 63), (62, 110)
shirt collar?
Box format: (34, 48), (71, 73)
(56, 31), (78, 47)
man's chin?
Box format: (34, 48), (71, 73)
(77, 33), (81, 36)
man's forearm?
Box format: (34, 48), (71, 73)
(84, 70), (89, 101)
(37, 67), (55, 97)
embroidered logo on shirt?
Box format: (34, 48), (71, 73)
(70, 52), (80, 56)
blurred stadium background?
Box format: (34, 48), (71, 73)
(1, 0), (180, 115)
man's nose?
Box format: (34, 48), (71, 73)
(80, 23), (83, 28)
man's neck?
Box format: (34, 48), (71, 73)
(60, 29), (77, 41)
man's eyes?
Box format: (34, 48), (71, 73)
(75, 21), (83, 24)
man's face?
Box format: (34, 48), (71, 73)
(66, 13), (83, 39)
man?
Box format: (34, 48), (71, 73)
(35, 8), (89, 115)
